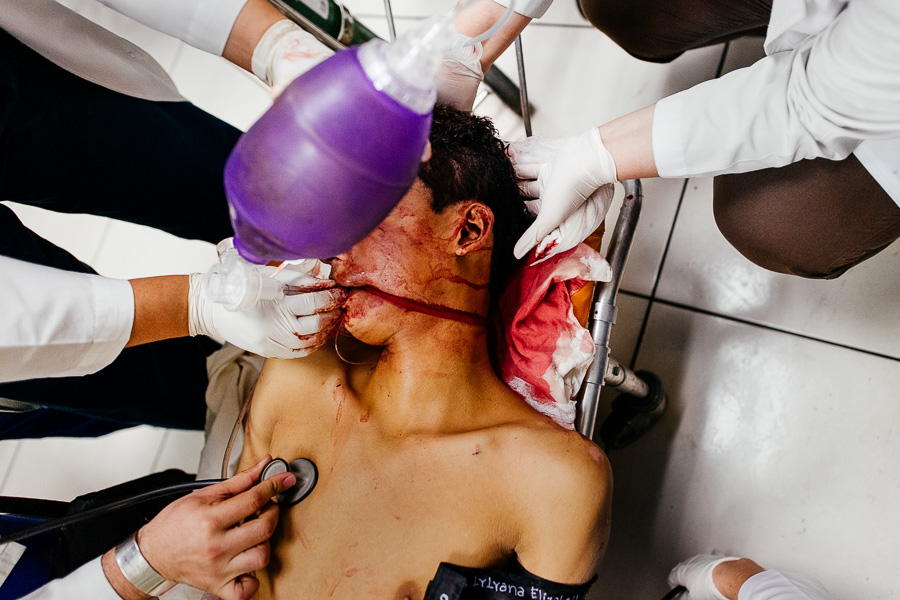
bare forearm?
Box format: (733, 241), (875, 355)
(126, 276), (190, 347)
(222, 0), (288, 71)
(454, 1), (532, 71)
(597, 104), (659, 180)
(713, 558), (766, 600)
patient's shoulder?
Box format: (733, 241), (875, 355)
(499, 421), (612, 581)
(247, 345), (349, 427)
(481, 403), (611, 515)
(507, 419), (610, 495)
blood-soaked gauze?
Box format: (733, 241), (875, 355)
(493, 243), (612, 430)
(362, 286), (488, 327)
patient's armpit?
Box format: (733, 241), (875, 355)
(424, 562), (596, 600)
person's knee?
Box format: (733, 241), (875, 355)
(577, 0), (686, 63)
(712, 178), (848, 280)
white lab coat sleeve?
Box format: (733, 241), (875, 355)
(21, 557), (123, 600)
(490, 0), (554, 19)
(652, 0), (900, 178)
(0, 256), (134, 383)
(738, 569), (835, 600)
(93, 0), (250, 55)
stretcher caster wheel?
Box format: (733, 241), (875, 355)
(599, 370), (667, 451)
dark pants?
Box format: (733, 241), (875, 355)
(579, 0), (900, 278)
(0, 29), (241, 438)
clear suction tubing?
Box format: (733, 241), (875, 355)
(223, 0), (516, 264)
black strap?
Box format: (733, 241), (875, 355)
(424, 562), (596, 600)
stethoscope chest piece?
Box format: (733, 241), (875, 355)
(261, 457), (319, 506)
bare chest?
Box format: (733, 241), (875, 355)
(256, 389), (517, 599)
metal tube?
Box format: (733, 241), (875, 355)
(575, 181), (643, 438)
(382, 0), (397, 42)
(603, 357), (651, 397)
(514, 36), (532, 137)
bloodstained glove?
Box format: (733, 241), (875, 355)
(509, 127), (617, 261)
(252, 20), (334, 96)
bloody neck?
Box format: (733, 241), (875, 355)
(362, 286), (487, 327)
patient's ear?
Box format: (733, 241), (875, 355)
(453, 202), (494, 256)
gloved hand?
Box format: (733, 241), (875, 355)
(135, 455), (294, 600)
(522, 184), (614, 263)
(509, 127), (618, 260)
(188, 244), (345, 358)
(252, 19), (333, 96)
(668, 554), (741, 600)
(435, 34), (484, 111)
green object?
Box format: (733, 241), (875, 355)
(275, 0), (376, 47)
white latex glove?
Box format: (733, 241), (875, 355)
(523, 183), (614, 263)
(435, 34), (484, 111)
(509, 127), (618, 259)
(188, 253), (345, 359)
(668, 554), (741, 600)
(252, 19), (333, 97)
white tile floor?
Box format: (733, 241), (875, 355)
(2, 1), (899, 598)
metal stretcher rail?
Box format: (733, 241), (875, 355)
(574, 180), (667, 446)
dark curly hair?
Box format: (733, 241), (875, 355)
(417, 105), (533, 297)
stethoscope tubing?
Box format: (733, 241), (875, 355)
(0, 479), (222, 545)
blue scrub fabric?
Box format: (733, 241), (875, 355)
(0, 27), (241, 439)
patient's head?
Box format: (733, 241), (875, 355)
(330, 106), (531, 340)
(418, 105), (533, 288)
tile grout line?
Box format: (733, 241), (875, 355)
(628, 41), (731, 371)
(619, 289), (900, 364)
(627, 178), (690, 370)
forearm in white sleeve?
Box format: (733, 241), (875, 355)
(490, 0), (554, 19)
(0, 256), (133, 383)
(653, 0), (900, 178)
(93, 0), (249, 55)
(21, 557), (123, 600)
(738, 569), (835, 600)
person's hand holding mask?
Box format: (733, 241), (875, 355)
(188, 239), (346, 358)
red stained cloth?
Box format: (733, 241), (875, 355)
(494, 244), (611, 429)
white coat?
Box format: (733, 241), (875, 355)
(652, 0), (900, 205)
(0, 1), (247, 596)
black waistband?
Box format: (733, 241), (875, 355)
(424, 561), (596, 600)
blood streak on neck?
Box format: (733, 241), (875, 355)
(362, 286), (487, 327)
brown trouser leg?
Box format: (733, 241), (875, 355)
(713, 156), (900, 279)
(578, 0), (772, 62)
